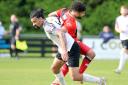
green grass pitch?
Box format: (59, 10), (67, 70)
(0, 58), (128, 85)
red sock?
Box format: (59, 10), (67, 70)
(79, 57), (91, 74)
(61, 64), (69, 77)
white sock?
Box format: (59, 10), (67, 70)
(82, 73), (101, 83)
(55, 72), (66, 85)
(118, 51), (128, 71)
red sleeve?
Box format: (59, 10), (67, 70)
(56, 8), (66, 17)
(62, 21), (68, 31)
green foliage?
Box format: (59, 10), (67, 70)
(81, 0), (128, 35)
(82, 1), (119, 35)
(0, 0), (128, 35)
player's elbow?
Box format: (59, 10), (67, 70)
(57, 30), (64, 37)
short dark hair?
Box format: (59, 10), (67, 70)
(30, 8), (44, 18)
(70, 1), (86, 12)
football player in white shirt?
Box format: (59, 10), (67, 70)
(30, 8), (106, 85)
(115, 5), (128, 74)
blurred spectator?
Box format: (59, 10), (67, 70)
(9, 14), (22, 58)
(0, 21), (6, 39)
(99, 25), (114, 43)
(0, 21), (10, 57)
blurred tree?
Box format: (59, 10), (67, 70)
(0, 0), (128, 35)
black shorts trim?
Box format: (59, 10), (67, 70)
(56, 42), (80, 67)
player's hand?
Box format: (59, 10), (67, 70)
(61, 51), (69, 62)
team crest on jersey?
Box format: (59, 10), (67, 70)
(62, 15), (67, 20)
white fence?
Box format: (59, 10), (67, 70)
(83, 38), (121, 59)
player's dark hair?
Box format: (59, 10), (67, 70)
(30, 8), (44, 18)
(70, 1), (86, 12)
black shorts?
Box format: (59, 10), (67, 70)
(121, 40), (128, 49)
(56, 42), (80, 67)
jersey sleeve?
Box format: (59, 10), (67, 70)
(56, 8), (66, 17)
(43, 23), (58, 35)
(62, 23), (68, 30)
(15, 22), (21, 30)
(15, 23), (19, 29)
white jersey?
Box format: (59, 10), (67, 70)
(115, 15), (128, 40)
(43, 16), (74, 53)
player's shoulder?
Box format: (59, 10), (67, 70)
(45, 16), (61, 28)
(46, 16), (59, 23)
(56, 8), (66, 13)
(58, 8), (67, 11)
(116, 15), (124, 20)
(61, 10), (74, 22)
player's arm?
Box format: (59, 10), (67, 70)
(115, 20), (123, 33)
(15, 26), (22, 40)
(48, 11), (57, 17)
(45, 23), (68, 61)
(56, 28), (68, 61)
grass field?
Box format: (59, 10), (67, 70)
(0, 57), (128, 85)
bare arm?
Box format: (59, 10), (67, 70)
(115, 20), (123, 33)
(56, 27), (68, 61)
(58, 26), (68, 53)
(48, 11), (57, 17)
(57, 30), (67, 51)
(15, 27), (22, 40)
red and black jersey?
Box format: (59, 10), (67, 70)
(56, 8), (78, 40)
(56, 8), (91, 56)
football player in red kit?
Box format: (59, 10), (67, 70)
(49, 1), (106, 85)
(49, 2), (94, 76)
